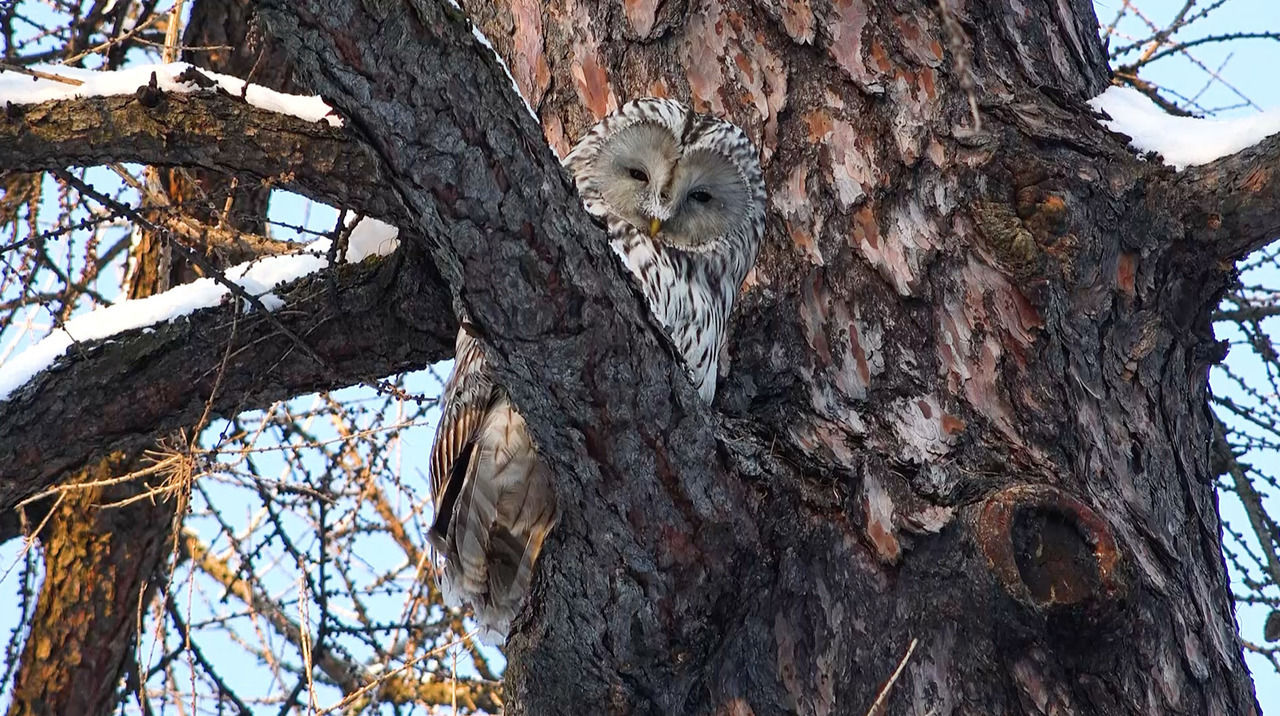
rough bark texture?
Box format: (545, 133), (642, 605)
(0, 231), (454, 531)
(0, 91), (405, 225)
(252, 1), (1262, 714)
(7, 455), (174, 716)
(0, 0), (1273, 713)
(1173, 132), (1280, 261)
(0, 37), (449, 513)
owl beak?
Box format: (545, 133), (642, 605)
(648, 217), (662, 237)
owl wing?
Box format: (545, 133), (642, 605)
(428, 324), (493, 532)
(427, 325), (559, 640)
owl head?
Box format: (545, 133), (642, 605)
(564, 98), (766, 256)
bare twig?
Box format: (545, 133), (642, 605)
(865, 637), (920, 716)
(0, 62), (84, 85)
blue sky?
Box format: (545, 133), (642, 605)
(1098, 0), (1280, 116)
(0, 0), (1279, 712)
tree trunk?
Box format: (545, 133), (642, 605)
(253, 0), (1263, 713)
(8, 4), (297, 714)
(0, 0), (1270, 712)
(7, 454), (174, 716)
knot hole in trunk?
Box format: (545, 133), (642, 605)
(978, 485), (1124, 617)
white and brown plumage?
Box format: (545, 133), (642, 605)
(428, 98), (766, 638)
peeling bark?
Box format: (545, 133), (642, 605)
(213, 1), (1266, 714)
(254, 0), (1259, 713)
(0, 0), (1270, 713)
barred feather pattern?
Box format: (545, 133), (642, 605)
(427, 327), (557, 640)
(428, 98), (765, 639)
(564, 97), (767, 400)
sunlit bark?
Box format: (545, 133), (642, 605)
(0, 0), (1271, 712)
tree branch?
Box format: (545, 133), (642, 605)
(0, 90), (406, 224)
(1173, 131), (1280, 261)
(255, 0), (716, 517)
(180, 530), (503, 712)
(253, 1), (746, 708)
(0, 244), (456, 517)
(0, 83), (461, 518)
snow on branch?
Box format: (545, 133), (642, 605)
(0, 62), (340, 126)
(1170, 130), (1280, 262)
(468, 23), (538, 121)
(0, 218), (399, 401)
(1, 89), (406, 226)
(1090, 86), (1280, 170)
(440, 0), (536, 120)
(0, 239), (455, 511)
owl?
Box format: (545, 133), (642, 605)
(428, 98), (766, 639)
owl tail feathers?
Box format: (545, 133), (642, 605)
(437, 518), (557, 644)
(435, 570), (509, 646)
(435, 523), (554, 644)
(433, 413), (559, 641)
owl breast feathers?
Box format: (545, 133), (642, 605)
(428, 97), (766, 640)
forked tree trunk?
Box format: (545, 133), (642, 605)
(5, 0), (1265, 711)
(437, 1), (1262, 713)
(255, 0), (1263, 713)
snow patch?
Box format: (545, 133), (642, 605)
(0, 218), (400, 401)
(1089, 86), (1280, 170)
(344, 214), (402, 262)
(470, 23), (539, 121)
(0, 62), (341, 127)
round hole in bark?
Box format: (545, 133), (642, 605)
(978, 484), (1122, 612)
(1010, 505), (1101, 605)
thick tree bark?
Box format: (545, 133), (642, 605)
(7, 454), (174, 716)
(251, 1), (1262, 714)
(0, 0), (1272, 713)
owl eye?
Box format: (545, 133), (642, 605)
(689, 190), (713, 203)
(628, 167), (649, 182)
